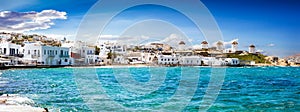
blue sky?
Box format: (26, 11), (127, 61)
(0, 0), (299, 57)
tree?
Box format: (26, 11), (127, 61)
(95, 46), (100, 55)
(133, 46), (140, 52)
(22, 35), (28, 39)
(107, 52), (113, 59)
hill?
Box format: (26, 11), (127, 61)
(226, 53), (268, 63)
(284, 54), (300, 63)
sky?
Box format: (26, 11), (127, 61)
(0, 0), (299, 57)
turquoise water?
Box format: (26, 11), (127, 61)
(0, 67), (299, 111)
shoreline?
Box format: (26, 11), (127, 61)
(1, 64), (298, 70)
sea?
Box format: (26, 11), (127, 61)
(0, 66), (299, 112)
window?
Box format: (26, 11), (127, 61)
(55, 50), (58, 55)
(44, 50), (46, 55)
(28, 50), (30, 54)
(65, 59), (68, 62)
(4, 48), (6, 54)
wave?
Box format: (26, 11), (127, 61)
(0, 94), (46, 112)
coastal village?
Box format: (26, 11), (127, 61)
(0, 32), (299, 68)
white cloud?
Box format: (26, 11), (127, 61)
(193, 45), (202, 49)
(160, 33), (192, 48)
(44, 34), (73, 40)
(224, 39), (238, 46)
(0, 10), (67, 32)
(267, 43), (275, 47)
(96, 33), (192, 47)
(97, 34), (157, 46)
(257, 49), (264, 53)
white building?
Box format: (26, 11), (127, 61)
(125, 52), (144, 64)
(23, 42), (71, 65)
(231, 41), (238, 53)
(62, 41), (96, 65)
(179, 56), (202, 66)
(224, 58), (240, 66)
(249, 44), (256, 53)
(202, 57), (224, 66)
(141, 52), (156, 64)
(201, 40), (209, 49)
(216, 41), (224, 51)
(0, 41), (21, 56)
(114, 55), (128, 64)
(99, 42), (126, 57)
(140, 44), (156, 50)
(157, 55), (178, 65)
(178, 41), (186, 51)
(83, 46), (96, 64)
(0, 33), (11, 41)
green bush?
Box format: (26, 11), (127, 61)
(226, 53), (268, 63)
